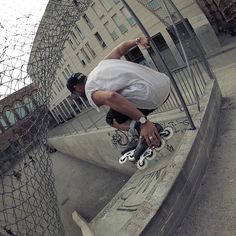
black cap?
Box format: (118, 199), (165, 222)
(66, 72), (86, 94)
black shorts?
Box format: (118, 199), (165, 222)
(105, 108), (156, 126)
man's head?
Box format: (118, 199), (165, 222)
(66, 72), (87, 97)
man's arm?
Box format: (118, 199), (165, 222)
(104, 37), (150, 60)
(92, 90), (160, 148)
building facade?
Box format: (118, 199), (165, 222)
(47, 0), (222, 125)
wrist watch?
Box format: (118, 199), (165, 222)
(139, 116), (147, 125)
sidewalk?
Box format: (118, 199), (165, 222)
(175, 46), (236, 235)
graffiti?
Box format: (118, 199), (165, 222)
(107, 129), (130, 147)
(161, 118), (190, 134)
(165, 143), (175, 153)
(117, 167), (166, 212)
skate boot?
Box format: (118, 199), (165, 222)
(119, 121), (141, 165)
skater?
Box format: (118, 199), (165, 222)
(66, 36), (170, 149)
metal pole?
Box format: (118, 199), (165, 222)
(167, 0), (216, 80)
(161, 0), (200, 112)
(121, 0), (196, 130)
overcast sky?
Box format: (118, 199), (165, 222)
(0, 0), (48, 98)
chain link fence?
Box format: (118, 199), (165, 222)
(0, 0), (91, 235)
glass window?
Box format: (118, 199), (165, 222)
(58, 77), (65, 88)
(68, 38), (76, 50)
(62, 71), (67, 79)
(85, 42), (96, 58)
(76, 53), (86, 67)
(94, 32), (107, 48)
(147, 0), (161, 10)
(24, 97), (36, 112)
(112, 14), (128, 33)
(81, 48), (91, 62)
(65, 68), (70, 77)
(33, 91), (44, 106)
(91, 2), (105, 19)
(121, 7), (136, 26)
(75, 25), (85, 39)
(14, 102), (27, 119)
(67, 64), (73, 74)
(100, 0), (112, 11)
(5, 110), (17, 125)
(0, 116), (9, 129)
(83, 14), (94, 29)
(71, 31), (80, 45)
(104, 21), (119, 40)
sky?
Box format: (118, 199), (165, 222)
(0, 0), (48, 99)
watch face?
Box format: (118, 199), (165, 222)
(139, 117), (147, 124)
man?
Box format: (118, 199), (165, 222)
(66, 36), (170, 149)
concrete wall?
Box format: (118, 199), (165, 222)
(141, 79), (222, 235)
(48, 127), (136, 175)
(78, 79), (222, 236)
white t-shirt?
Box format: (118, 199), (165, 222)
(85, 59), (170, 112)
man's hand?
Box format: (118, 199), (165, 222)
(136, 37), (150, 49)
(140, 120), (161, 148)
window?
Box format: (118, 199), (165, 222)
(104, 21), (119, 40)
(65, 68), (70, 77)
(67, 64), (73, 74)
(53, 89), (58, 96)
(81, 48), (91, 62)
(54, 81), (61, 92)
(91, 2), (105, 19)
(0, 116), (9, 130)
(100, 0), (112, 11)
(83, 14), (94, 29)
(94, 32), (107, 48)
(121, 7), (136, 26)
(5, 110), (17, 125)
(112, 14), (127, 33)
(56, 80), (63, 90)
(68, 38), (76, 50)
(75, 25), (85, 39)
(32, 91), (43, 106)
(85, 42), (96, 58)
(14, 102), (27, 119)
(76, 53), (86, 67)
(71, 31), (80, 45)
(62, 71), (67, 79)
(147, 0), (161, 10)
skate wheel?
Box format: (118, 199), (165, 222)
(143, 148), (156, 160)
(156, 139), (165, 151)
(137, 159), (148, 170)
(162, 127), (174, 140)
(128, 155), (135, 161)
(119, 156), (127, 164)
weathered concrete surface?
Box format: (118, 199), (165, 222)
(174, 47), (236, 236)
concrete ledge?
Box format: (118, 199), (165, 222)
(79, 79), (221, 235)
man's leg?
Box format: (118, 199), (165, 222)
(105, 108), (131, 131)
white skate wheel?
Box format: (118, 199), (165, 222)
(119, 156), (127, 164)
(143, 148), (156, 160)
(128, 155), (135, 161)
(137, 159), (148, 170)
(162, 127), (174, 140)
(156, 139), (166, 151)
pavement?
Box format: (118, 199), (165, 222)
(175, 41), (236, 235)
(51, 152), (130, 236)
